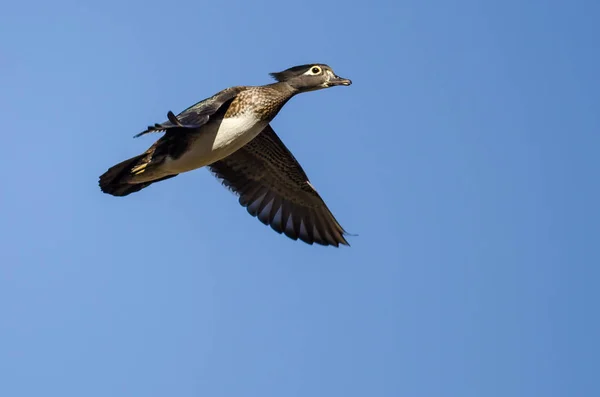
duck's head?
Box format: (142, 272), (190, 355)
(270, 63), (352, 92)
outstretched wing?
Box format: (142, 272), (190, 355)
(208, 125), (350, 247)
(134, 86), (246, 138)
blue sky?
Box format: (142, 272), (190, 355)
(1, 1), (598, 396)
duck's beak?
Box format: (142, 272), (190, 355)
(327, 75), (352, 87)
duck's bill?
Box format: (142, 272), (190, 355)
(327, 76), (352, 87)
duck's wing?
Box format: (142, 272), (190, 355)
(134, 86), (246, 138)
(208, 125), (350, 247)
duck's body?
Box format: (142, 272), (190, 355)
(164, 115), (268, 175)
(130, 84), (294, 182)
(99, 64), (353, 247)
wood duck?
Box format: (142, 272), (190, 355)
(99, 63), (352, 247)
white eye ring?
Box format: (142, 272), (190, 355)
(306, 66), (322, 75)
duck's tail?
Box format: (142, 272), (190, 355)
(99, 154), (178, 197)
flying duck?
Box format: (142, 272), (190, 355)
(99, 63), (352, 247)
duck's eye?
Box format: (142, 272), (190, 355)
(311, 66), (322, 74)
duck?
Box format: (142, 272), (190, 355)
(99, 63), (352, 247)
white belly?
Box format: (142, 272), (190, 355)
(165, 115), (267, 173)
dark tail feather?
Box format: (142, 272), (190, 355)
(99, 155), (177, 197)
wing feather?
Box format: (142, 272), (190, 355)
(208, 125), (349, 247)
(134, 86), (246, 138)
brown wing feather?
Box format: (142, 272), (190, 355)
(208, 125), (349, 247)
(134, 86), (246, 138)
